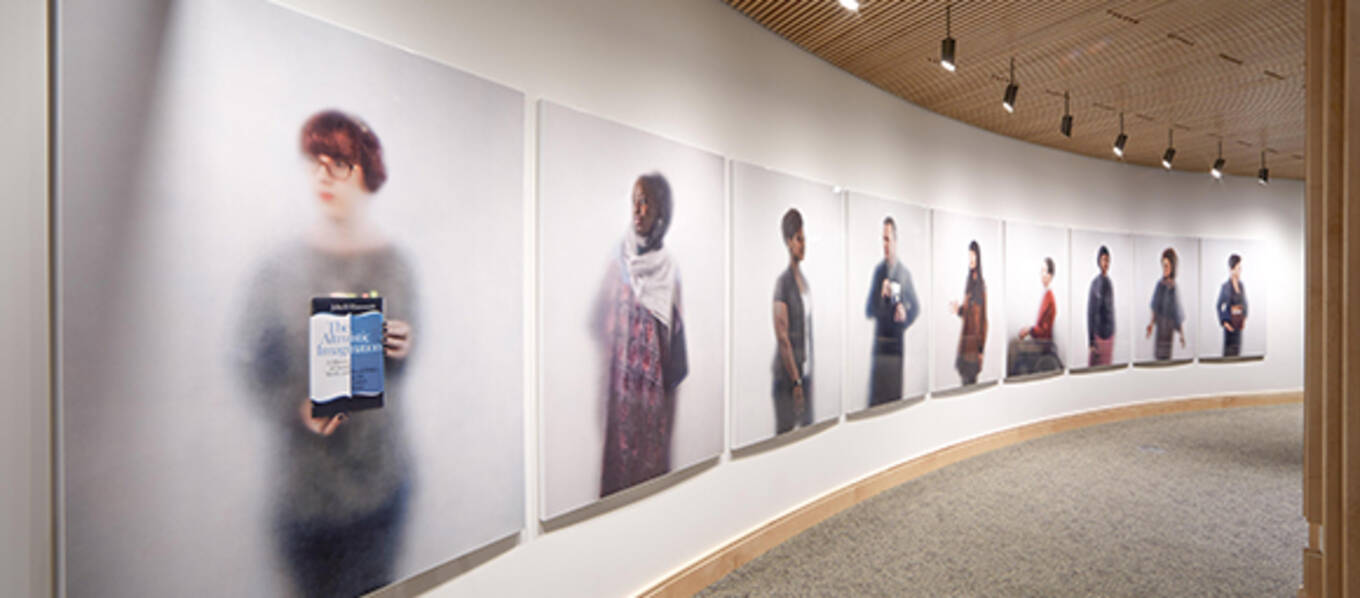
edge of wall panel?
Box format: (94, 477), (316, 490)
(639, 390), (1303, 598)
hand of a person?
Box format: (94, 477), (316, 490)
(300, 399), (346, 437)
(1223, 322), (1235, 332)
(1019, 326), (1029, 340)
(385, 319), (413, 359)
(1179, 333), (1187, 348)
(793, 384), (805, 418)
(1146, 323), (1154, 338)
(881, 279), (892, 298)
(894, 303), (906, 322)
(948, 300), (959, 314)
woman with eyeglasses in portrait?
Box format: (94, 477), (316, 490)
(239, 110), (418, 598)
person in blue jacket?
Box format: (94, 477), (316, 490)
(864, 216), (920, 406)
(1217, 253), (1248, 357)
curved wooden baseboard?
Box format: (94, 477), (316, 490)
(639, 390), (1303, 598)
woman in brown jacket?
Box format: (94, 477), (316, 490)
(948, 240), (988, 385)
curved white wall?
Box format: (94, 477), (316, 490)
(2, 1), (1302, 597)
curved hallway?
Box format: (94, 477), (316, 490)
(699, 404), (1303, 597)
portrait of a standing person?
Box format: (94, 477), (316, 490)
(1217, 253), (1248, 357)
(240, 110), (417, 598)
(864, 216), (919, 406)
(948, 240), (988, 385)
(1087, 246), (1116, 366)
(1146, 247), (1186, 360)
(597, 172), (689, 497)
(772, 208), (814, 433)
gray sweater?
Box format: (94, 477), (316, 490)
(239, 241), (417, 524)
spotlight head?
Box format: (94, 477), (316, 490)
(1003, 82), (1018, 113)
(1060, 114), (1073, 137)
(1112, 133), (1128, 158)
(838, 0), (860, 10)
(1258, 167), (1269, 185)
(1211, 158), (1225, 179)
(1161, 147), (1176, 169)
(941, 37), (956, 72)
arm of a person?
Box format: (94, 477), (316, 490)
(773, 300), (800, 382)
(1241, 282), (1249, 323)
(1217, 283), (1231, 326)
(866, 267), (881, 320)
(1105, 280), (1116, 337)
(978, 288), (989, 354)
(1086, 281), (1097, 346)
(665, 283), (689, 389)
(901, 271), (920, 329)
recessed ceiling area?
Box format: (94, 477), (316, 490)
(725, 0), (1305, 180)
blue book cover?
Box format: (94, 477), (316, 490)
(309, 296), (385, 417)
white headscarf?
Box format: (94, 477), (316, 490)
(620, 233), (679, 329)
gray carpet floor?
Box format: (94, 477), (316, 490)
(699, 404), (1304, 597)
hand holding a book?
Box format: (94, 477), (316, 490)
(385, 319), (413, 359)
(300, 399), (347, 436)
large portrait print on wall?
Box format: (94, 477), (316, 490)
(1198, 238), (1268, 359)
(1133, 235), (1201, 363)
(844, 193), (930, 413)
(1068, 229), (1135, 370)
(731, 163), (845, 448)
(538, 102), (726, 520)
(1003, 221), (1069, 380)
(58, 2), (524, 596)
(931, 211), (1005, 392)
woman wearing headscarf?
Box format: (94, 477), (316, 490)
(598, 172), (689, 497)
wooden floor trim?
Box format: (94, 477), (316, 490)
(640, 390), (1303, 598)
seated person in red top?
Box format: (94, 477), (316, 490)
(1019, 257), (1057, 341)
(1010, 257), (1062, 376)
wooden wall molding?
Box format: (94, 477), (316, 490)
(641, 390), (1302, 598)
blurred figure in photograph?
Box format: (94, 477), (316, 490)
(597, 172), (689, 497)
(1145, 247), (1186, 360)
(1217, 253), (1248, 357)
(1086, 246), (1116, 366)
(948, 240), (988, 385)
(1012, 257), (1060, 375)
(772, 208), (814, 433)
(864, 216), (919, 406)
(240, 110), (417, 598)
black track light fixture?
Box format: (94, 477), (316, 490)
(1211, 140), (1225, 179)
(1060, 91), (1073, 137)
(1002, 57), (1018, 113)
(1258, 150), (1269, 185)
(940, 5), (956, 72)
(1161, 129), (1176, 169)
(1112, 112), (1128, 158)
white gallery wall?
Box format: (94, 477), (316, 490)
(4, 0), (1304, 597)
(0, 1), (50, 597)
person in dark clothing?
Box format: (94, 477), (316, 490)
(1087, 246), (1116, 366)
(772, 208), (814, 433)
(948, 240), (988, 385)
(1145, 247), (1186, 360)
(865, 216), (920, 406)
(1217, 253), (1248, 357)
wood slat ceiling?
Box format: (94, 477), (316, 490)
(726, 0), (1305, 180)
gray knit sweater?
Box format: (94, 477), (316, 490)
(239, 241), (417, 525)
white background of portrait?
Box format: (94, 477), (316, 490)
(1003, 221), (1070, 378)
(1068, 230), (1135, 369)
(1199, 238), (1270, 359)
(931, 211), (1005, 392)
(844, 194), (931, 413)
(537, 101), (726, 520)
(56, 2), (524, 595)
(731, 163), (845, 448)
(1134, 235), (1201, 362)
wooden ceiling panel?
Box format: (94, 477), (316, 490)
(726, 0), (1305, 179)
